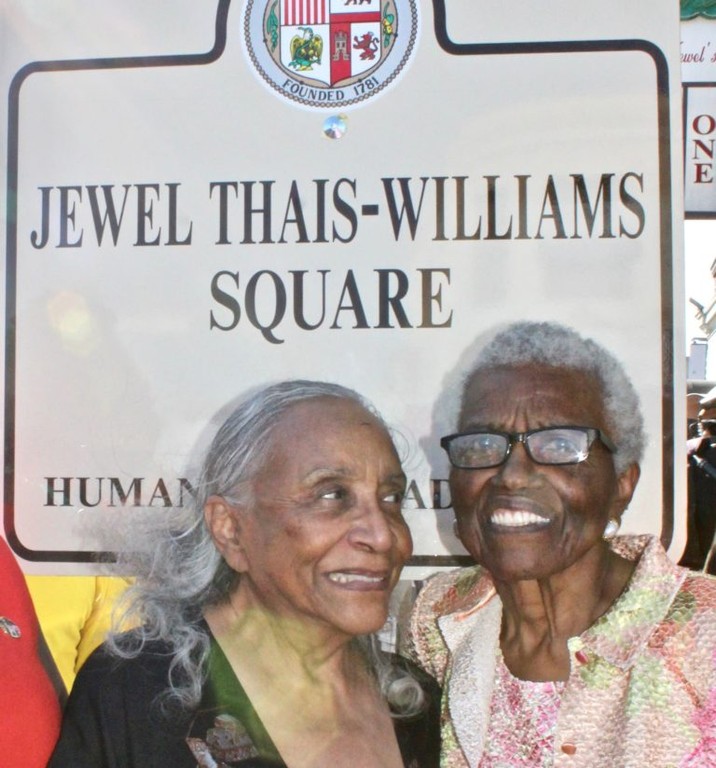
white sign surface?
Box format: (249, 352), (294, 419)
(1, 0), (684, 574)
(682, 16), (716, 217)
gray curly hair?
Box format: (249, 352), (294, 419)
(458, 321), (645, 472)
(110, 379), (424, 717)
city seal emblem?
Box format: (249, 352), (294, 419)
(244, 0), (419, 109)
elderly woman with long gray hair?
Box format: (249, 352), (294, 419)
(50, 380), (440, 768)
(406, 321), (716, 767)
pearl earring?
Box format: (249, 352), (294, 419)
(603, 518), (620, 540)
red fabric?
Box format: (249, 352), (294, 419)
(0, 537), (61, 767)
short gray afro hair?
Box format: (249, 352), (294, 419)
(460, 321), (645, 472)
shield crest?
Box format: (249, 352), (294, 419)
(250, 0), (416, 108)
(266, 0), (395, 87)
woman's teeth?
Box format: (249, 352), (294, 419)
(328, 572), (384, 584)
(491, 511), (548, 528)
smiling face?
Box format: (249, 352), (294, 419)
(218, 397), (412, 642)
(451, 365), (638, 583)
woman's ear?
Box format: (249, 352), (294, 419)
(204, 495), (250, 573)
(614, 463), (641, 517)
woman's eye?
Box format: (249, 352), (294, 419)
(320, 488), (344, 500)
(549, 438), (571, 453)
(383, 490), (405, 505)
(545, 438), (578, 455)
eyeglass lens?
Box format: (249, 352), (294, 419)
(447, 428), (592, 468)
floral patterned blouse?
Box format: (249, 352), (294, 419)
(478, 650), (565, 767)
(405, 535), (716, 767)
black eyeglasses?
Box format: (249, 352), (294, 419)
(440, 426), (616, 469)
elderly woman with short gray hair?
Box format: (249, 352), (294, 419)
(406, 321), (716, 767)
(50, 380), (440, 768)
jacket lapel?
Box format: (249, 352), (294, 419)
(438, 592), (502, 766)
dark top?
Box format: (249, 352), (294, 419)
(49, 626), (440, 768)
(681, 435), (716, 574)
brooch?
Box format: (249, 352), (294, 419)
(0, 616), (21, 638)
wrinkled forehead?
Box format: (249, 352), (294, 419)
(460, 364), (606, 427)
(266, 396), (395, 458)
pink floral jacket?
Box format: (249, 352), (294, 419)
(405, 535), (716, 767)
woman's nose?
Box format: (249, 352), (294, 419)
(347, 500), (394, 552)
(493, 440), (534, 488)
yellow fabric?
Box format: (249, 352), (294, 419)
(25, 575), (131, 692)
